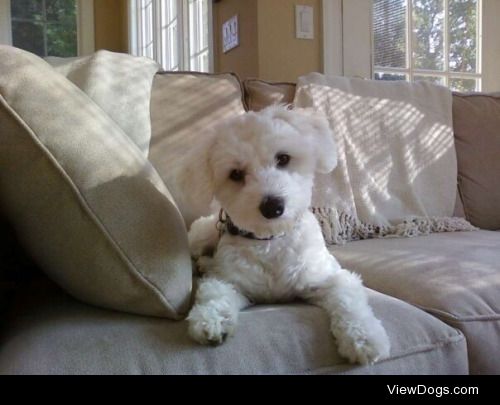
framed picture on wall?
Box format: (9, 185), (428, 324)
(222, 14), (239, 53)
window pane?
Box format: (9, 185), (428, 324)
(373, 0), (407, 68)
(161, 0), (179, 71)
(412, 0), (444, 71)
(189, 0), (209, 72)
(450, 77), (478, 91)
(413, 75), (445, 85)
(47, 22), (77, 57)
(449, 0), (478, 73)
(374, 72), (408, 81)
(11, 0), (77, 57)
(45, 0), (76, 23)
(11, 0), (44, 19)
(12, 21), (45, 56)
(132, 0), (211, 71)
(140, 0), (154, 59)
(46, 0), (77, 57)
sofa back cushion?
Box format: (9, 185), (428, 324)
(149, 72), (246, 226)
(243, 79), (500, 223)
(0, 45), (192, 319)
(453, 93), (500, 230)
(243, 79), (296, 111)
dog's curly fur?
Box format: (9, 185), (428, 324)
(180, 106), (390, 364)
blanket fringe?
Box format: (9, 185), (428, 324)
(311, 207), (478, 245)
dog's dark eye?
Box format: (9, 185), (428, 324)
(229, 169), (245, 182)
(276, 153), (291, 168)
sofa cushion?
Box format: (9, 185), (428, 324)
(453, 93), (500, 230)
(46, 50), (159, 156)
(331, 230), (500, 374)
(0, 277), (467, 375)
(149, 72), (246, 226)
(0, 45), (192, 319)
(0, 219), (15, 311)
(0, 216), (38, 294)
(243, 79), (296, 112)
(0, 219), (10, 290)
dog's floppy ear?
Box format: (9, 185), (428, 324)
(300, 109), (337, 174)
(273, 107), (337, 174)
(176, 131), (216, 215)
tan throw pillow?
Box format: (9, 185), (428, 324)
(46, 51), (159, 156)
(243, 79), (296, 111)
(0, 46), (192, 319)
(453, 93), (500, 230)
(149, 72), (246, 225)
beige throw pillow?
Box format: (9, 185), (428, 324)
(45, 51), (159, 156)
(0, 46), (192, 319)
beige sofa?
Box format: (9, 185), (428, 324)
(0, 72), (498, 375)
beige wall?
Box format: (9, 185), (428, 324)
(213, 0), (259, 79)
(257, 0), (322, 82)
(94, 0), (129, 53)
(92, 0), (323, 80)
(120, 0), (129, 52)
(213, 0), (323, 82)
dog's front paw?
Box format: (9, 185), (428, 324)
(334, 318), (391, 365)
(187, 301), (237, 346)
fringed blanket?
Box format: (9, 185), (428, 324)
(295, 73), (477, 244)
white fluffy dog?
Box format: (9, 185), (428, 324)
(180, 106), (390, 365)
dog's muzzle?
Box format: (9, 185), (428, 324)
(259, 196), (285, 219)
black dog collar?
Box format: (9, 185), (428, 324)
(217, 209), (284, 241)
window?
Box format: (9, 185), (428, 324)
(129, 0), (213, 72)
(11, 0), (77, 57)
(0, 0), (94, 56)
(373, 0), (482, 91)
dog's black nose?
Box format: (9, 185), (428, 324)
(259, 196), (285, 219)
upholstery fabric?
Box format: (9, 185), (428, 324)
(331, 230), (500, 374)
(243, 79), (296, 111)
(0, 278), (467, 375)
(149, 72), (246, 226)
(453, 93), (500, 230)
(46, 50), (159, 156)
(0, 45), (192, 319)
(0, 216), (38, 293)
(0, 219), (13, 305)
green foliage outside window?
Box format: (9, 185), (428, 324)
(374, 0), (479, 91)
(11, 0), (77, 57)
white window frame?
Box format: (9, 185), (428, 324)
(322, 0), (344, 77)
(372, 0), (482, 90)
(128, 0), (214, 72)
(0, 0), (94, 56)
(77, 0), (95, 55)
(323, 0), (500, 92)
